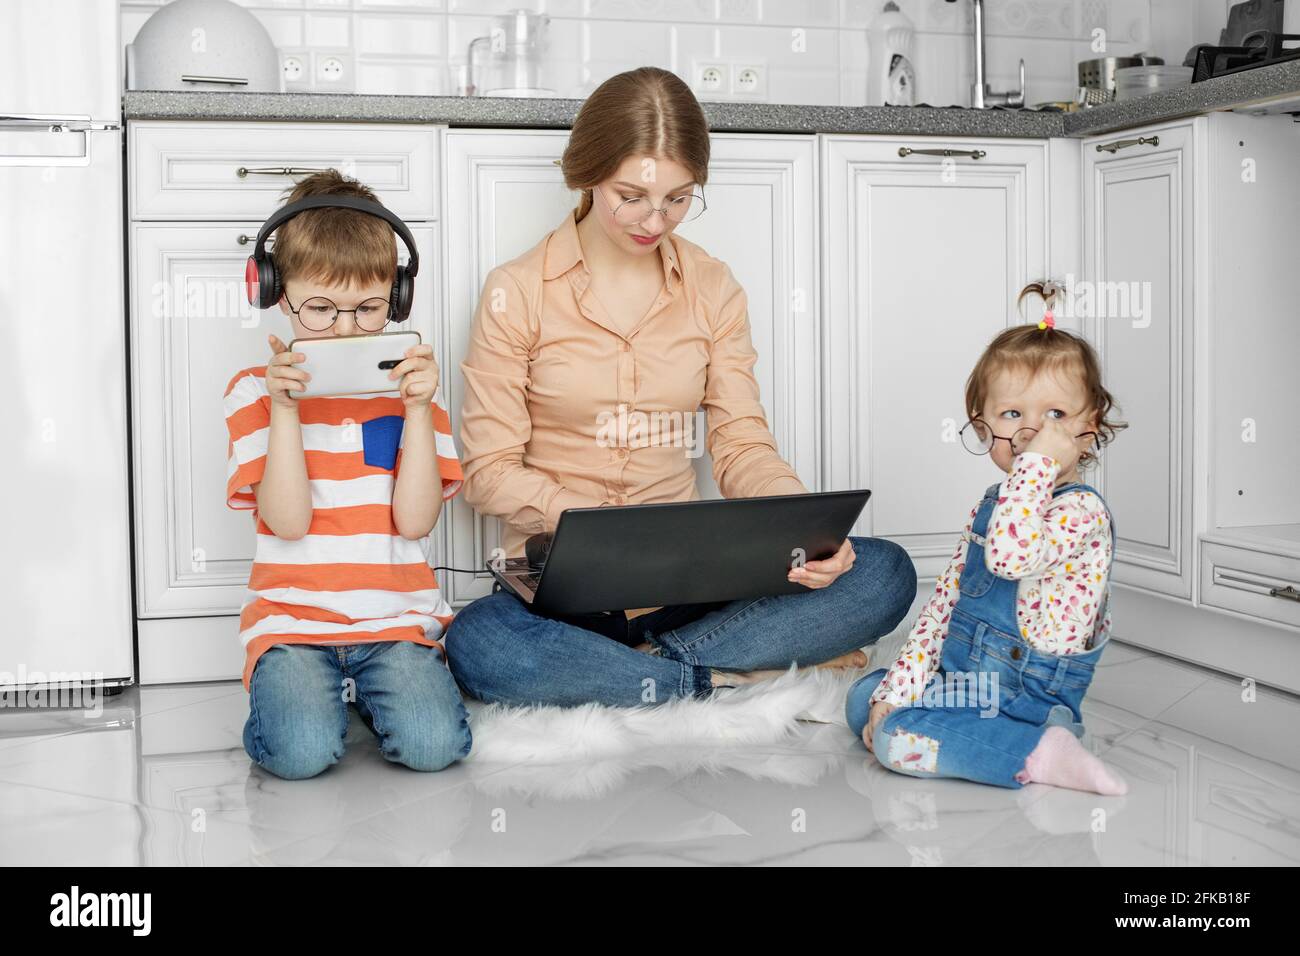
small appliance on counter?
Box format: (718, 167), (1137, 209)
(125, 0), (281, 92)
(461, 9), (554, 97)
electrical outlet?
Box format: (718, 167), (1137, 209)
(693, 60), (730, 98)
(281, 50), (311, 92)
(313, 51), (354, 92)
(732, 61), (767, 99)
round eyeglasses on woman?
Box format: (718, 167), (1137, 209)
(285, 294), (391, 332)
(959, 418), (1099, 456)
(601, 184), (707, 226)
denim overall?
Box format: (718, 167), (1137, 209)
(846, 478), (1115, 789)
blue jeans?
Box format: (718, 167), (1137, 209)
(244, 641), (472, 780)
(845, 605), (1108, 789)
(446, 536), (917, 708)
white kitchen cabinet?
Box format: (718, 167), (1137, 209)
(1198, 112), (1300, 633)
(438, 129), (820, 607)
(820, 135), (1050, 580)
(1085, 113), (1300, 692)
(1082, 119), (1199, 601)
(127, 121), (441, 683)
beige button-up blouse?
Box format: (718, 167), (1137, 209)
(459, 208), (806, 558)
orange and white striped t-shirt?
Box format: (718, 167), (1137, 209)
(223, 366), (464, 690)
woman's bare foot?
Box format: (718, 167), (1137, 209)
(710, 649), (869, 688)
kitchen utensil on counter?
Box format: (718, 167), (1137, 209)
(1187, 30), (1300, 81)
(466, 9), (555, 97)
(1077, 53), (1164, 97)
(126, 0), (281, 92)
(866, 1), (917, 107)
(1075, 85), (1114, 107)
(1115, 64), (1193, 99)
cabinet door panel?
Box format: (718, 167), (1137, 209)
(822, 137), (1048, 580)
(1083, 121), (1196, 599)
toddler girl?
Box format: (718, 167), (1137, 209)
(845, 283), (1129, 794)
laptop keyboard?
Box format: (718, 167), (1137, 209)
(519, 572), (541, 588)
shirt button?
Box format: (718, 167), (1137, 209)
(616, 448), (628, 459)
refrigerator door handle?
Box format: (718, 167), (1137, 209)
(0, 113), (121, 132)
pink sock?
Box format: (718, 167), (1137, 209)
(1014, 725), (1128, 795)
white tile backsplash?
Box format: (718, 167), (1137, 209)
(120, 0), (1183, 105)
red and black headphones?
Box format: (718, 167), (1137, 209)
(243, 194), (420, 323)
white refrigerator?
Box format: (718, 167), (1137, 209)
(0, 0), (134, 690)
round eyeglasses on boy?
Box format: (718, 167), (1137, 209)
(284, 294), (392, 332)
(959, 418), (1100, 456)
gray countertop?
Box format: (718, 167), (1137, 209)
(122, 57), (1300, 140)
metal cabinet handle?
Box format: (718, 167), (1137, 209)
(1216, 571), (1300, 603)
(181, 74), (249, 86)
(898, 146), (986, 159)
(1094, 135), (1160, 154)
(236, 166), (332, 178)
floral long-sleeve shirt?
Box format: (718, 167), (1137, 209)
(871, 452), (1113, 708)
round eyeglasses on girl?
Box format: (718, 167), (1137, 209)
(959, 418), (1100, 456)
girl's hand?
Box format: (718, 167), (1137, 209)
(1022, 416), (1086, 474)
(789, 537), (855, 589)
(265, 334), (309, 408)
(389, 344), (440, 409)
(864, 700), (896, 752)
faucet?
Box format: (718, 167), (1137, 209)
(947, 0), (1025, 108)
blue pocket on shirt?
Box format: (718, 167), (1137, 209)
(362, 415), (404, 470)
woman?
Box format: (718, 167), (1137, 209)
(447, 67), (916, 707)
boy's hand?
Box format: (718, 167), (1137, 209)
(1022, 417), (1086, 474)
(265, 334), (309, 409)
(864, 700), (896, 753)
(390, 344), (440, 409)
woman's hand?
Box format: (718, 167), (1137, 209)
(389, 344), (440, 409)
(864, 700), (896, 752)
(265, 334), (308, 409)
(788, 537), (855, 589)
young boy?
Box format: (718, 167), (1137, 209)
(224, 170), (468, 779)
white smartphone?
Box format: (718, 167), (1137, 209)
(287, 331), (423, 398)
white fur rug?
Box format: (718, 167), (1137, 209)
(465, 664), (867, 767)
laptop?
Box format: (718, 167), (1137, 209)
(487, 489), (871, 615)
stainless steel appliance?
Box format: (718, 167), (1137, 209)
(0, 0), (134, 691)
